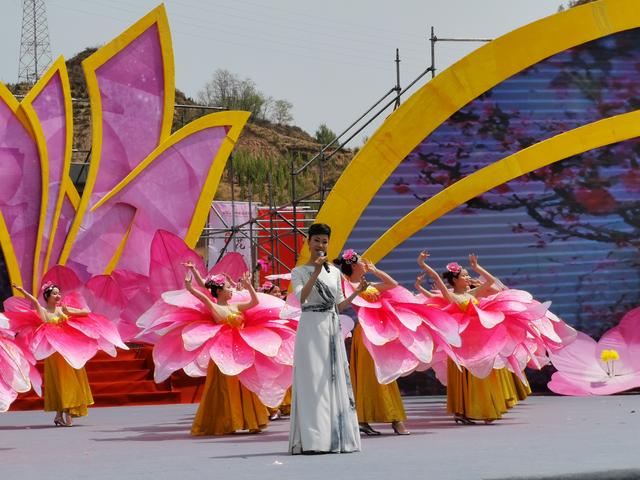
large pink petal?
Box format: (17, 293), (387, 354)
(41, 265), (83, 294)
(111, 269), (151, 300)
(152, 327), (201, 382)
(274, 329), (296, 365)
(67, 314), (128, 350)
(0, 337), (32, 392)
(238, 326), (282, 357)
(3, 297), (33, 313)
(548, 332), (604, 377)
(209, 252), (249, 283)
(386, 302), (422, 331)
(358, 307), (399, 345)
(469, 302), (505, 329)
(149, 230), (207, 296)
(209, 328), (255, 376)
(398, 327), (434, 364)
(0, 90), (41, 290)
(361, 335), (419, 384)
(137, 300), (204, 334)
(0, 380), (18, 412)
(237, 352), (292, 408)
(181, 322), (223, 351)
(83, 275), (126, 320)
(43, 324), (99, 368)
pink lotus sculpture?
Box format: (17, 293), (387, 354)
(0, 5), (248, 296)
(548, 306), (640, 396)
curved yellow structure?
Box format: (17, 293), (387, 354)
(313, 0), (640, 262)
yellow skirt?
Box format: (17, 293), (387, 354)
(512, 371), (531, 401)
(191, 362), (269, 436)
(496, 368), (520, 409)
(350, 325), (407, 423)
(267, 388), (291, 416)
(446, 359), (506, 421)
(43, 352), (93, 417)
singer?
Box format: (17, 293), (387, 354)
(288, 223), (366, 454)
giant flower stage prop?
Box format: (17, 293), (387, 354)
(0, 6), (248, 410)
(133, 231), (295, 408)
(0, 4), (248, 295)
(548, 306), (640, 396)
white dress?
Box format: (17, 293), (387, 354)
(288, 264), (361, 454)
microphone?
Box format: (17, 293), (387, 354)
(319, 251), (330, 273)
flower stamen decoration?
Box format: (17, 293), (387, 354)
(600, 348), (620, 377)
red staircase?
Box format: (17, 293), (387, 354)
(10, 345), (205, 411)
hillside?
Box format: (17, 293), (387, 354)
(8, 48), (353, 206)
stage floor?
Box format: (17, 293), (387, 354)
(2, 395), (639, 480)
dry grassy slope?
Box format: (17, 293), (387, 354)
(8, 48), (353, 202)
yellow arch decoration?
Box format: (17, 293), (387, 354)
(312, 0), (640, 263)
(363, 110), (640, 262)
(20, 56), (74, 289)
(59, 4), (175, 265)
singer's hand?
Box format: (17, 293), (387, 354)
(313, 252), (326, 272)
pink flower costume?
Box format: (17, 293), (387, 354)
(3, 267), (128, 369)
(137, 279), (295, 408)
(343, 280), (461, 384)
(0, 318), (42, 412)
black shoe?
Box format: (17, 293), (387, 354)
(359, 423), (382, 436)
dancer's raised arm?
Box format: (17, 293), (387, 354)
(235, 272), (258, 312)
(417, 251), (457, 304)
(362, 259), (398, 292)
(338, 276), (368, 312)
(184, 273), (222, 322)
(414, 273), (438, 298)
(11, 284), (46, 320)
(467, 254), (496, 298)
(182, 261), (206, 288)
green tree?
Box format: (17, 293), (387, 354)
(315, 123), (337, 146)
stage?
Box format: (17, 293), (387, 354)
(2, 395), (639, 480)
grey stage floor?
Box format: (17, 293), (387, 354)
(1, 395), (639, 480)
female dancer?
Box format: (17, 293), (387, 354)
(182, 268), (270, 435)
(288, 223), (365, 455)
(334, 250), (409, 436)
(11, 283), (94, 426)
(416, 252), (508, 425)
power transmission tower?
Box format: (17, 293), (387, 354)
(18, 0), (53, 84)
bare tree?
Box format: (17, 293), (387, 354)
(271, 99), (294, 125)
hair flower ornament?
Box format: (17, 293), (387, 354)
(205, 274), (226, 287)
(446, 262), (462, 274)
(342, 249), (358, 264)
